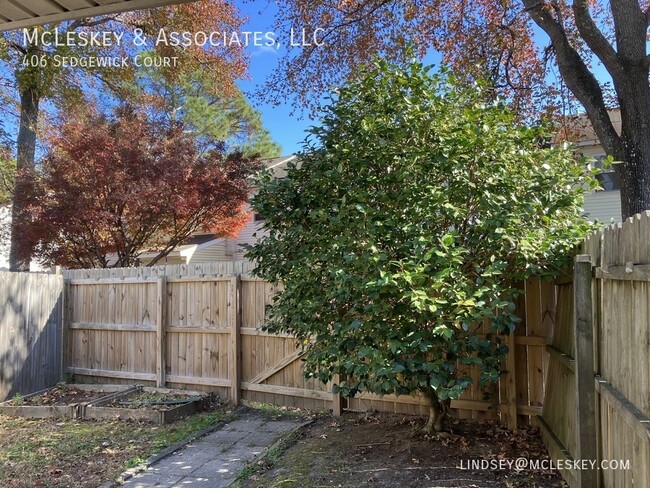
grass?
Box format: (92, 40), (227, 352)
(247, 402), (294, 420)
(9, 394), (23, 406)
(230, 428), (304, 488)
(0, 406), (234, 488)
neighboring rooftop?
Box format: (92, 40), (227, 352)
(259, 155), (298, 180)
(563, 109), (622, 149)
(0, 0), (192, 32)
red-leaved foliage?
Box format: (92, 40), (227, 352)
(27, 107), (257, 268)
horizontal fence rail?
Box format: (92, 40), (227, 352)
(63, 265), (554, 424)
(540, 211), (650, 488)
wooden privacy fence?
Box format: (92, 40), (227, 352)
(0, 271), (64, 401)
(61, 260), (256, 280)
(11, 217), (650, 488)
(540, 210), (650, 488)
(64, 266), (555, 425)
(65, 275), (333, 410)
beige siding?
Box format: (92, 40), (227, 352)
(189, 240), (229, 263)
(583, 190), (622, 224)
(233, 218), (266, 260)
(139, 255), (185, 266)
(229, 199), (268, 260)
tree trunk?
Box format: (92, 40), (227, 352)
(421, 388), (445, 434)
(9, 86), (40, 271)
(522, 0), (650, 220)
(613, 69), (650, 219)
(617, 131), (650, 219)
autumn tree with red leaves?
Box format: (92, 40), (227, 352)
(27, 107), (256, 269)
(266, 0), (650, 219)
(1, 0), (248, 270)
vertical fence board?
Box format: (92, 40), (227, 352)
(0, 272), (64, 401)
(574, 255), (598, 488)
(156, 277), (167, 387)
(505, 331), (518, 430)
(230, 276), (241, 405)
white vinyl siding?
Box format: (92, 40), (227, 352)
(0, 206), (45, 271)
(233, 218), (266, 260)
(583, 191), (622, 224)
(139, 255), (185, 266)
(189, 240), (229, 263)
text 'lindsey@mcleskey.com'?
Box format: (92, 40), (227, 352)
(458, 458), (631, 471)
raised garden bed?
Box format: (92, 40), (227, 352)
(0, 384), (138, 419)
(82, 387), (211, 424)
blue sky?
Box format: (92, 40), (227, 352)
(233, 2), (446, 156)
(235, 3), (613, 158)
(236, 2), (313, 157)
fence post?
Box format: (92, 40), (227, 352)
(504, 331), (518, 430)
(230, 275), (242, 405)
(573, 254), (598, 488)
(156, 276), (167, 388)
(332, 374), (345, 417)
(60, 278), (68, 381)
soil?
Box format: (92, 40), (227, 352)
(240, 412), (568, 488)
(11, 386), (106, 406)
(106, 391), (205, 411)
(0, 405), (230, 488)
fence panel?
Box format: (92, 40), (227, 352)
(0, 271), (63, 400)
(540, 211), (650, 488)
(594, 212), (650, 488)
(62, 260), (255, 280)
(64, 271), (553, 425)
(67, 278), (158, 385)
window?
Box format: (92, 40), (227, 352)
(591, 154), (620, 192)
(254, 213), (265, 222)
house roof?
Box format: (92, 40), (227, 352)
(259, 155), (298, 180)
(182, 233), (220, 246)
(564, 109), (622, 148)
(0, 0), (193, 32)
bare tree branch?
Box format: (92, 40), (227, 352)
(572, 0), (622, 80)
(522, 0), (623, 157)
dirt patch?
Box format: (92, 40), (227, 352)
(106, 390), (205, 412)
(10, 386), (106, 406)
(239, 413), (568, 488)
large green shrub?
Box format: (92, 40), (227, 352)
(247, 61), (596, 432)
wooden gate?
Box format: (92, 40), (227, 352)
(238, 278), (332, 410)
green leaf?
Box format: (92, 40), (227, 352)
(245, 58), (595, 409)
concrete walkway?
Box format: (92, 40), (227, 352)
(120, 409), (303, 488)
